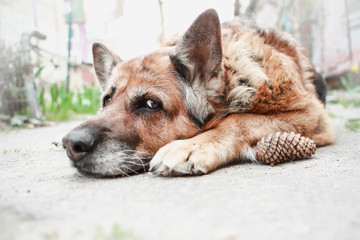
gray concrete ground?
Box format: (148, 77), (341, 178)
(0, 103), (359, 240)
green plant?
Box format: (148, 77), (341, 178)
(93, 224), (136, 240)
(345, 118), (360, 132)
(34, 66), (45, 78)
(340, 73), (360, 93)
(42, 231), (59, 240)
(40, 83), (100, 121)
(2, 149), (21, 154)
(332, 98), (360, 108)
(328, 112), (342, 119)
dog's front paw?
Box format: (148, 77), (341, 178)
(149, 139), (218, 176)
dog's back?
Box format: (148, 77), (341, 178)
(166, 20), (325, 114)
(221, 21), (323, 113)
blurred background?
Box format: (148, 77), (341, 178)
(0, 0), (359, 127)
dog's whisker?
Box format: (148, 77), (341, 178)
(132, 154), (149, 172)
(118, 151), (153, 170)
(123, 160), (150, 165)
(122, 149), (152, 155)
(122, 160), (150, 167)
(121, 150), (153, 158)
(117, 152), (132, 158)
(122, 149), (135, 153)
(112, 165), (131, 177)
(122, 165), (140, 175)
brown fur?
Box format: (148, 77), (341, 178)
(62, 9), (334, 177)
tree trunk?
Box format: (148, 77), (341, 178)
(158, 0), (165, 45)
(246, 0), (259, 18)
(234, 0), (241, 17)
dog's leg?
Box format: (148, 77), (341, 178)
(150, 111), (334, 176)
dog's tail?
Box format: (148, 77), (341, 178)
(313, 72), (327, 104)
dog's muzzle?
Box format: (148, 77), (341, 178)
(62, 123), (151, 177)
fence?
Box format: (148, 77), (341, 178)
(0, 31), (45, 120)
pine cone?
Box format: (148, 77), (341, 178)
(255, 132), (316, 166)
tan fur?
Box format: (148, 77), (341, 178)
(150, 13), (334, 176)
(108, 52), (201, 155)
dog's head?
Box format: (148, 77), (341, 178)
(62, 9), (226, 177)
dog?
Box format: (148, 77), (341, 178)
(62, 9), (334, 177)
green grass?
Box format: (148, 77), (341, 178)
(328, 112), (342, 119)
(332, 98), (360, 108)
(331, 72), (360, 108)
(93, 224), (137, 240)
(2, 149), (21, 154)
(42, 231), (59, 240)
(39, 224), (137, 240)
(345, 118), (360, 132)
(40, 84), (100, 121)
(340, 74), (360, 93)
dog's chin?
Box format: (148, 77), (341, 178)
(70, 153), (151, 178)
(72, 164), (116, 178)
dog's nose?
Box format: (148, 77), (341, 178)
(62, 129), (97, 162)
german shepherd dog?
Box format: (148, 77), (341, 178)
(62, 9), (334, 177)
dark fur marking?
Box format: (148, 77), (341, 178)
(140, 65), (150, 73)
(170, 54), (190, 81)
(238, 78), (249, 86)
(187, 109), (204, 129)
(279, 86), (284, 96)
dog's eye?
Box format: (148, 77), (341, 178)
(132, 97), (163, 113)
(103, 95), (112, 108)
(145, 99), (161, 109)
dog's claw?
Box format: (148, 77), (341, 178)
(156, 165), (167, 174)
(185, 160), (194, 172)
(149, 162), (160, 172)
(151, 164), (171, 176)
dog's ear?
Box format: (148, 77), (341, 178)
(92, 43), (122, 90)
(171, 9), (222, 82)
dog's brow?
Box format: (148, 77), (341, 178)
(133, 88), (159, 99)
(133, 88), (148, 99)
(111, 85), (116, 93)
(101, 85), (117, 104)
(130, 85), (170, 105)
(105, 86), (116, 97)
